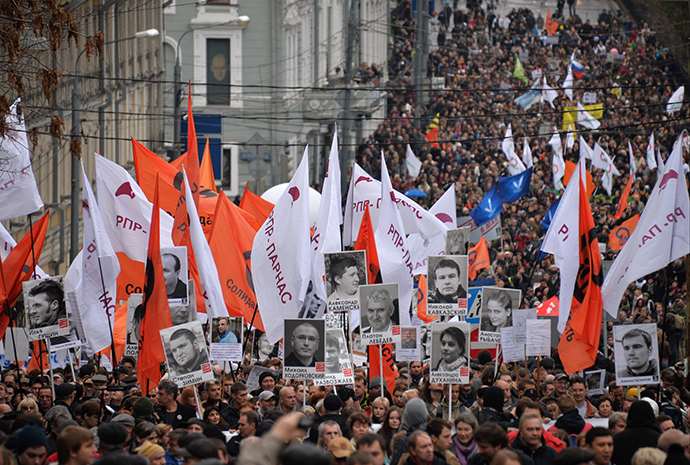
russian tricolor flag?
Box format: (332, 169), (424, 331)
(572, 59), (583, 79)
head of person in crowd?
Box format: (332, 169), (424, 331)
(597, 395), (613, 419)
(317, 420), (342, 449)
(356, 433), (387, 465)
(16, 421), (48, 465)
(427, 418), (453, 455)
(327, 437), (354, 465)
(631, 447), (668, 465)
(455, 412), (478, 447)
(553, 447), (596, 465)
(407, 431), (435, 465)
(584, 427), (614, 465)
(136, 442), (166, 465)
(231, 381), (249, 407)
(609, 412), (628, 435)
(348, 412), (372, 445)
(473, 423), (509, 463)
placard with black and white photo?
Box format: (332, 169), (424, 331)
(325, 310), (351, 353)
(124, 294), (143, 357)
(283, 318), (325, 378)
(613, 323), (660, 386)
(325, 251), (366, 313)
(430, 322), (471, 384)
(445, 227), (470, 255)
(298, 281), (327, 319)
(161, 246), (189, 306)
(209, 316), (243, 361)
(360, 283), (401, 346)
(420, 324), (432, 362)
(251, 329), (281, 363)
(314, 328), (354, 386)
(585, 369), (606, 396)
(170, 280), (198, 326)
(23, 276), (70, 341)
(426, 255), (469, 315)
(160, 320), (213, 387)
(396, 326), (421, 362)
(479, 287), (521, 344)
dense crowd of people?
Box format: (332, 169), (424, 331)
(0, 2), (689, 465)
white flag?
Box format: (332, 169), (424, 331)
(311, 129), (343, 300)
(95, 154), (174, 263)
(563, 67), (574, 100)
(502, 124), (526, 175)
(522, 138), (533, 169)
(646, 133), (658, 171)
(667, 85), (684, 115)
(252, 147), (311, 343)
(405, 144), (422, 178)
(0, 99), (43, 221)
(592, 143), (620, 196)
(183, 168), (228, 319)
(576, 102), (601, 130)
(628, 141), (637, 178)
(566, 128), (575, 150)
(579, 136), (593, 160)
(541, 159), (583, 332)
(374, 153), (413, 325)
(549, 129), (566, 190)
(407, 184), (454, 275)
(343, 164), (446, 246)
(542, 76), (558, 109)
(602, 137), (690, 317)
(79, 161), (120, 353)
(657, 147), (665, 172)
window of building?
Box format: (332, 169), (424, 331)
(207, 38), (230, 105)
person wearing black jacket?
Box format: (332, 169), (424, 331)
(612, 401), (662, 465)
(476, 386), (515, 431)
(308, 395), (350, 443)
(510, 414), (557, 465)
(154, 380), (196, 429)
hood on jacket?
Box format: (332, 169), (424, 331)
(627, 400), (662, 432)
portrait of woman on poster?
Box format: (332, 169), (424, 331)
(481, 291), (513, 332)
(434, 326), (468, 372)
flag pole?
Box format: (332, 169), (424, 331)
(46, 339), (56, 402)
(220, 361), (226, 402)
(10, 321), (21, 386)
(379, 344), (384, 400)
(67, 348), (77, 382)
(28, 215), (37, 280)
(447, 383), (452, 421)
(96, 256), (119, 367)
(237, 311), (259, 379)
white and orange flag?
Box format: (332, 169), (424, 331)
(558, 172), (604, 374)
(407, 183), (454, 276)
(311, 128), (342, 300)
(374, 153), (413, 325)
(251, 147), (311, 344)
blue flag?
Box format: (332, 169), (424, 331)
(541, 197), (561, 232)
(470, 168), (533, 227)
(469, 184), (504, 227)
(497, 167), (533, 203)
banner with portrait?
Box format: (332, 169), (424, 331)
(430, 322), (471, 384)
(396, 326), (421, 362)
(124, 293), (143, 357)
(360, 283), (401, 346)
(251, 329), (282, 363)
(283, 318), (326, 378)
(209, 316), (243, 361)
(479, 288), (521, 343)
(23, 277), (70, 341)
(325, 251), (366, 313)
(613, 323), (660, 386)
(160, 246), (189, 306)
(160, 320), (213, 387)
(426, 255), (469, 315)
(314, 328), (354, 386)
(445, 227), (470, 255)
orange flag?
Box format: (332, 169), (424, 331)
(608, 214), (640, 252)
(354, 205), (382, 285)
(26, 340), (49, 373)
(564, 160), (594, 195)
(0, 213), (50, 338)
(138, 177), (173, 394)
(545, 10), (559, 35)
(416, 275), (436, 324)
(368, 343), (398, 394)
(239, 183), (274, 224)
(209, 191), (264, 332)
(468, 236), (490, 280)
(611, 174), (634, 220)
(200, 139), (218, 194)
(558, 178), (604, 374)
(425, 127), (440, 149)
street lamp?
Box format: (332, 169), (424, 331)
(69, 29), (160, 263)
(172, 15), (250, 159)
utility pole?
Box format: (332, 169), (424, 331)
(413, 0), (428, 129)
(340, 0), (357, 190)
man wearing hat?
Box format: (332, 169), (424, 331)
(541, 373), (569, 404)
(95, 422), (148, 465)
(257, 390), (277, 418)
(54, 383), (77, 420)
(155, 380), (196, 429)
(16, 421), (48, 465)
(308, 395), (350, 444)
(327, 437), (354, 463)
(108, 384), (126, 414)
(175, 438), (219, 465)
